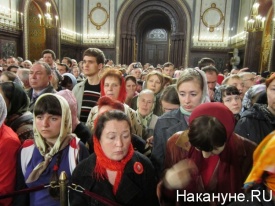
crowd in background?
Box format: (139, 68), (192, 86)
(0, 48), (274, 206)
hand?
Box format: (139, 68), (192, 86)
(146, 136), (153, 147)
(163, 159), (198, 190)
(208, 89), (215, 101)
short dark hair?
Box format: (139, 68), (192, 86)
(220, 85), (240, 103)
(201, 65), (218, 75)
(57, 63), (69, 72)
(125, 75), (137, 84)
(34, 95), (62, 116)
(188, 115), (227, 152)
(198, 57), (215, 69)
(83, 48), (105, 65)
(7, 65), (19, 72)
(42, 49), (56, 60)
(62, 57), (72, 67)
(162, 62), (174, 69)
(94, 110), (132, 140)
(160, 84), (180, 105)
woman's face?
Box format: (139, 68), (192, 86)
(161, 100), (180, 113)
(104, 76), (121, 100)
(222, 94), (242, 114)
(100, 120), (131, 161)
(146, 75), (162, 94)
(178, 80), (202, 113)
(72, 67), (79, 78)
(35, 113), (61, 146)
(267, 79), (275, 115)
(125, 79), (137, 96)
(138, 93), (154, 117)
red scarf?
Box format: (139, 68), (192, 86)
(93, 136), (134, 194)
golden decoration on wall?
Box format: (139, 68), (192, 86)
(88, 3), (109, 30)
(261, 34), (272, 71)
(201, 3), (224, 32)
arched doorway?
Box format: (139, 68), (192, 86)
(23, 0), (60, 60)
(116, 0), (191, 67)
(136, 11), (171, 66)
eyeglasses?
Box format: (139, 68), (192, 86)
(243, 77), (255, 81)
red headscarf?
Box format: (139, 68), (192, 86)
(187, 102), (244, 194)
(100, 69), (127, 103)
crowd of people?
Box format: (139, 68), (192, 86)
(0, 48), (274, 206)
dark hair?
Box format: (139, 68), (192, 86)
(201, 65), (218, 75)
(198, 57), (215, 69)
(57, 63), (69, 72)
(60, 75), (72, 87)
(62, 57), (72, 67)
(1, 71), (17, 81)
(83, 48), (106, 65)
(34, 95), (62, 116)
(160, 84), (180, 105)
(125, 75), (137, 84)
(94, 110), (132, 140)
(7, 65), (19, 72)
(162, 62), (174, 69)
(188, 116), (227, 152)
(220, 85), (240, 103)
(42, 49), (56, 60)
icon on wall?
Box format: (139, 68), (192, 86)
(88, 3), (109, 30)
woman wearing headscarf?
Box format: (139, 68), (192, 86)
(136, 89), (158, 140)
(0, 82), (33, 143)
(13, 93), (89, 206)
(86, 69), (143, 138)
(158, 102), (256, 206)
(235, 74), (275, 144)
(70, 110), (159, 205)
(151, 68), (210, 178)
(0, 94), (21, 206)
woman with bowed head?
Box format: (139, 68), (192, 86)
(70, 110), (159, 206)
(151, 68), (210, 178)
(158, 102), (256, 206)
(13, 93), (89, 206)
(86, 69), (143, 138)
(0, 82), (33, 143)
(131, 71), (164, 116)
(0, 94), (21, 206)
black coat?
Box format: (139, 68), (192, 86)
(235, 103), (275, 144)
(69, 152), (159, 206)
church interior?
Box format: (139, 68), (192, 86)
(0, 0), (274, 73)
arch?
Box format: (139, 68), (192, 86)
(23, 0), (60, 60)
(116, 0), (191, 67)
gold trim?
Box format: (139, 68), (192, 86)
(88, 3), (109, 30)
(201, 3), (224, 32)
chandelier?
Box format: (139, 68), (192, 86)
(38, 2), (58, 28)
(244, 3), (265, 32)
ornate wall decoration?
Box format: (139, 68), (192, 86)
(88, 3), (109, 30)
(147, 29), (167, 41)
(0, 40), (16, 58)
(201, 3), (224, 32)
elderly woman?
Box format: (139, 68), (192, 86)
(151, 68), (210, 178)
(0, 94), (21, 206)
(86, 69), (143, 138)
(0, 82), (33, 143)
(235, 74), (275, 144)
(136, 89), (158, 139)
(131, 71), (164, 116)
(158, 103), (256, 206)
(70, 110), (159, 205)
(14, 94), (89, 206)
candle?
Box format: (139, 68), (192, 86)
(38, 14), (41, 26)
(244, 17), (248, 30)
(55, 15), (58, 27)
(252, 3), (259, 16)
(261, 17), (266, 30)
